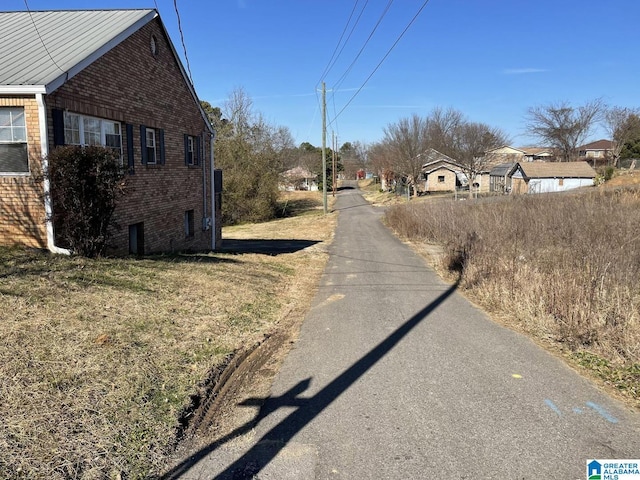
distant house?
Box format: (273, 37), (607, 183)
(0, 9), (220, 254)
(508, 161), (596, 194)
(521, 147), (554, 162)
(485, 146), (527, 164)
(281, 166), (317, 191)
(420, 149), (467, 193)
(485, 145), (554, 164)
(578, 139), (613, 162)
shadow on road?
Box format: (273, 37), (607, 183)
(161, 280), (459, 480)
(220, 239), (321, 255)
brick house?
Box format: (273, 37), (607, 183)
(0, 9), (221, 254)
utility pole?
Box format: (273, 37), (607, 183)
(332, 132), (336, 197)
(321, 82), (327, 214)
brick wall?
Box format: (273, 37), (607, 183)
(47, 18), (215, 254)
(0, 96), (47, 248)
(426, 168), (458, 192)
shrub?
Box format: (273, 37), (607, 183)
(47, 146), (125, 257)
(604, 165), (616, 181)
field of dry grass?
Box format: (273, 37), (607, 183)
(0, 191), (335, 479)
(384, 183), (640, 408)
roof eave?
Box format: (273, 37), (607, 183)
(0, 85), (46, 94)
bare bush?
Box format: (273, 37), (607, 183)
(47, 145), (125, 257)
(385, 188), (640, 372)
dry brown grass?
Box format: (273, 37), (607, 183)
(357, 179), (412, 207)
(385, 185), (640, 408)
(0, 191), (336, 479)
(606, 169), (640, 187)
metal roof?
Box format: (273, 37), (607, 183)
(489, 163), (515, 176)
(0, 9), (156, 93)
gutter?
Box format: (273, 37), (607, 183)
(36, 93), (71, 255)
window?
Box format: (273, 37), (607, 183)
(186, 136), (194, 165)
(0, 107), (28, 174)
(437, 175), (445, 183)
(63, 112), (122, 161)
(184, 134), (200, 166)
(185, 210), (195, 238)
(140, 125), (164, 165)
(145, 128), (157, 164)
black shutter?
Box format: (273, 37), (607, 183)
(214, 169), (222, 211)
(52, 108), (65, 146)
(214, 168), (222, 193)
(126, 124), (135, 174)
(184, 134), (189, 165)
(140, 125), (147, 165)
(158, 129), (165, 165)
(195, 136), (201, 166)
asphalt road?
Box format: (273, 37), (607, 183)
(171, 182), (640, 479)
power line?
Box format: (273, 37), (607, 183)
(330, 0), (394, 94)
(173, 0), (194, 85)
(331, 89), (340, 142)
(24, 0), (65, 74)
(328, 0), (432, 128)
(316, 0), (362, 87)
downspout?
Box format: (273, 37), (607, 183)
(209, 131), (216, 251)
(36, 93), (71, 255)
(201, 132), (207, 221)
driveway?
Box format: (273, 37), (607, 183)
(167, 181), (640, 479)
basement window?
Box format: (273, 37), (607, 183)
(185, 209), (195, 238)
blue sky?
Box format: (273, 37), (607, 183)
(6, 1), (640, 148)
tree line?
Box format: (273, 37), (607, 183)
(201, 87), (368, 225)
(203, 88), (640, 225)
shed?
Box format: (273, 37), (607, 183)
(509, 161), (596, 194)
(489, 163), (515, 193)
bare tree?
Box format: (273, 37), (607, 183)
(378, 108), (507, 196)
(425, 106), (464, 157)
(368, 142), (396, 191)
(340, 141), (369, 179)
(526, 99), (605, 161)
(382, 114), (429, 196)
(208, 87), (295, 224)
(222, 86), (256, 137)
(451, 122), (509, 195)
(603, 106), (640, 167)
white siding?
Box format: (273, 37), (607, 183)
(528, 178), (593, 193)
